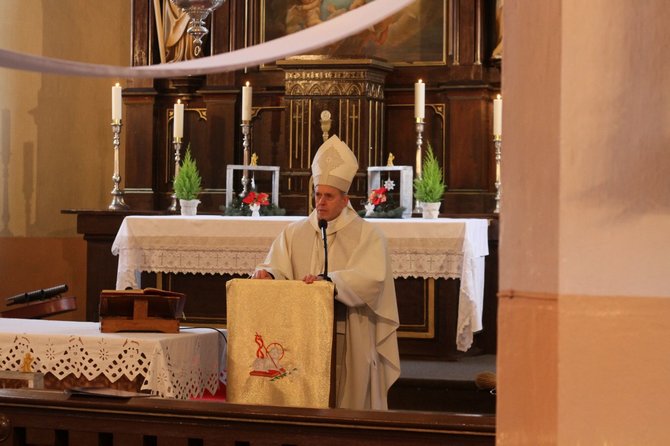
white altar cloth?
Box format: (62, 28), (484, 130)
(111, 216), (488, 351)
(0, 318), (225, 399)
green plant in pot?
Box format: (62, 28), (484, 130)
(173, 147), (202, 216)
(413, 142), (445, 218)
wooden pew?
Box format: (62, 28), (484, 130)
(0, 389), (495, 446)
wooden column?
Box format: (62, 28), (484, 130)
(276, 57), (393, 211)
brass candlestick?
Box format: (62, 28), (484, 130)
(169, 136), (183, 211)
(414, 117), (425, 214)
(239, 120), (251, 197)
(494, 134), (502, 214)
(108, 120), (129, 210)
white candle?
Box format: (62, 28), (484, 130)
(111, 83), (122, 121)
(414, 79), (425, 119)
(173, 99), (184, 139)
(493, 94), (503, 136)
(242, 82), (252, 122)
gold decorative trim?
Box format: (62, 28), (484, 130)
(398, 278), (435, 339)
(261, 3), (449, 68)
(284, 73), (388, 99)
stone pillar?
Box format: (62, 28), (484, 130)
(498, 1), (670, 444)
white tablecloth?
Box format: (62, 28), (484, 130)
(0, 318), (225, 399)
(111, 216), (489, 351)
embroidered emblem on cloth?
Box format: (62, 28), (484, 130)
(249, 332), (296, 381)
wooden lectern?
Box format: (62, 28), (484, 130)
(99, 288), (186, 333)
(0, 296), (76, 319)
(226, 279), (335, 409)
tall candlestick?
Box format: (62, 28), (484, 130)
(493, 94), (503, 214)
(108, 121), (129, 210)
(239, 121), (251, 198)
(494, 138), (502, 214)
(414, 79), (425, 119)
(493, 94), (503, 136)
(169, 137), (183, 212)
(414, 118), (425, 214)
(111, 83), (122, 122)
(173, 99), (184, 139)
(242, 82), (252, 122)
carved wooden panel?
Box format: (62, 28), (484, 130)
(85, 1), (503, 362)
(126, 0), (500, 216)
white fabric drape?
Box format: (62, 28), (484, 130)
(0, 0), (413, 79)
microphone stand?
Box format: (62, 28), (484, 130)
(318, 219), (331, 282)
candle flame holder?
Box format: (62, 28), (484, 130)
(169, 137), (183, 212)
(494, 134), (502, 214)
(108, 120), (129, 210)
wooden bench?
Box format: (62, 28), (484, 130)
(0, 388), (495, 445)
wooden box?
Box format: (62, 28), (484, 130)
(99, 288), (186, 333)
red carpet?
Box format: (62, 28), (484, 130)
(192, 383), (226, 401)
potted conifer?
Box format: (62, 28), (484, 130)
(173, 147), (202, 216)
(413, 143), (446, 218)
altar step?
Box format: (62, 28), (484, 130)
(388, 354), (496, 414)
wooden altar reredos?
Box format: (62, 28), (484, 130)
(123, 0), (500, 214)
(70, 0), (501, 360)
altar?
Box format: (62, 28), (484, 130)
(0, 318), (225, 400)
(111, 216), (488, 352)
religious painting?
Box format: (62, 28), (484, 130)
(261, 0), (446, 65)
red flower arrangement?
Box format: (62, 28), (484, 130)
(242, 191), (270, 206)
(360, 179), (405, 218)
(368, 187), (388, 206)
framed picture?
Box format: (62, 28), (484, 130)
(260, 0), (447, 66)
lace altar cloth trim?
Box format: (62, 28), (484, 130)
(0, 319), (224, 400)
(116, 246), (464, 280)
(111, 216), (489, 352)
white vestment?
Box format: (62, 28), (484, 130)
(256, 206), (401, 410)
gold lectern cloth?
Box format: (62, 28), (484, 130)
(226, 279), (334, 408)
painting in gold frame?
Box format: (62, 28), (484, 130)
(260, 0), (447, 66)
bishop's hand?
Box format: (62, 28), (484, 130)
(302, 274), (323, 284)
(251, 270), (273, 280)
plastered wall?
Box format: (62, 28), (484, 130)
(0, 1), (130, 316)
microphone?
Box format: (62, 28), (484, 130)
(6, 284), (68, 306)
(318, 219), (330, 281)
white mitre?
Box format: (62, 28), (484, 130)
(312, 135), (358, 193)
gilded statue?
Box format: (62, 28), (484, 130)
(21, 352), (34, 373)
(386, 153), (395, 166)
(492, 0), (503, 60)
(154, 0), (197, 63)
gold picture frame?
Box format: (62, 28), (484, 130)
(260, 0), (447, 66)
